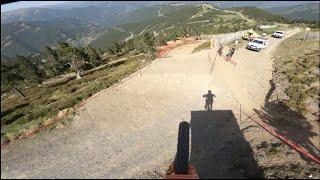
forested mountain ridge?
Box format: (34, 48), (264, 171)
(0, 3), (250, 93)
(1, 17), (104, 58)
(230, 7), (289, 23)
(1, 2), (164, 24)
(265, 2), (320, 22)
(2, 1), (314, 58)
(2, 3), (295, 94)
(0, 3), (238, 58)
(93, 4), (255, 49)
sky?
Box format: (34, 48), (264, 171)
(1, 1), (66, 12)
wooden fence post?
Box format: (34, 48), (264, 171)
(304, 27), (311, 40)
(12, 85), (26, 98)
(240, 104), (242, 125)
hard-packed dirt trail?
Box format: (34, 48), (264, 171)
(3, 28), (315, 179)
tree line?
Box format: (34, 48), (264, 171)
(1, 31), (158, 94)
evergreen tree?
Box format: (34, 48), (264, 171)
(1, 60), (24, 93)
(108, 41), (123, 56)
(43, 46), (63, 77)
(142, 32), (156, 61)
(16, 55), (43, 84)
(84, 45), (101, 67)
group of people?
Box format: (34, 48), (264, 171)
(204, 35), (238, 111)
(218, 45), (235, 60)
(211, 35), (236, 60)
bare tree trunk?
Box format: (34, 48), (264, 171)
(76, 70), (82, 80)
(304, 31), (309, 40)
(12, 85), (26, 98)
(71, 59), (82, 79)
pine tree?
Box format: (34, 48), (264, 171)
(16, 55), (42, 84)
(84, 45), (101, 67)
(108, 41), (123, 56)
(43, 46), (63, 77)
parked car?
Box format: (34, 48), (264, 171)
(242, 30), (259, 41)
(246, 38), (268, 52)
(271, 31), (285, 39)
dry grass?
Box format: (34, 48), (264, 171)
(1, 54), (146, 144)
(272, 31), (320, 115)
(192, 41), (210, 53)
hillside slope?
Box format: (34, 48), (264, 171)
(1, 2), (162, 25)
(1, 3), (295, 58)
(230, 7), (289, 23)
(41, 1), (317, 11)
(266, 2), (320, 22)
(93, 4), (253, 49)
(1, 3), (197, 58)
(212, 1), (316, 9)
(2, 29), (317, 179)
(1, 17), (104, 58)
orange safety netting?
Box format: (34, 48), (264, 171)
(158, 46), (172, 58)
(157, 37), (200, 58)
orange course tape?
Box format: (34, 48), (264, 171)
(241, 109), (320, 164)
(220, 54), (237, 67)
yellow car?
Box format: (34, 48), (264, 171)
(242, 30), (259, 41)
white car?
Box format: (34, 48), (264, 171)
(246, 38), (268, 52)
(272, 31), (285, 39)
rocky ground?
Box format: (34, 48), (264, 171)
(1, 28), (319, 179)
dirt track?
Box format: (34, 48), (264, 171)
(3, 28), (314, 179)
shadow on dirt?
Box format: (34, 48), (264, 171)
(202, 90), (216, 111)
(190, 110), (263, 179)
(253, 80), (320, 162)
(173, 121), (190, 174)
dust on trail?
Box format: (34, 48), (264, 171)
(1, 29), (302, 179)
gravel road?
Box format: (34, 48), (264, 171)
(1, 29), (304, 179)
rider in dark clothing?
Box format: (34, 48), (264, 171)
(226, 47), (235, 59)
(203, 90), (216, 111)
(218, 45), (223, 56)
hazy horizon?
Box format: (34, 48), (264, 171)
(1, 1), (66, 12)
(2, 1), (319, 13)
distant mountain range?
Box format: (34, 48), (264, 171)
(92, 3), (260, 49)
(2, 1), (315, 24)
(231, 7), (288, 23)
(212, 1), (316, 9)
(2, 6), (132, 25)
(1, 2), (163, 58)
(41, 1), (316, 10)
(1, 17), (105, 58)
(1, 1), (318, 58)
(41, 1), (167, 10)
(266, 2), (320, 22)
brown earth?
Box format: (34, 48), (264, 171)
(1, 28), (319, 179)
